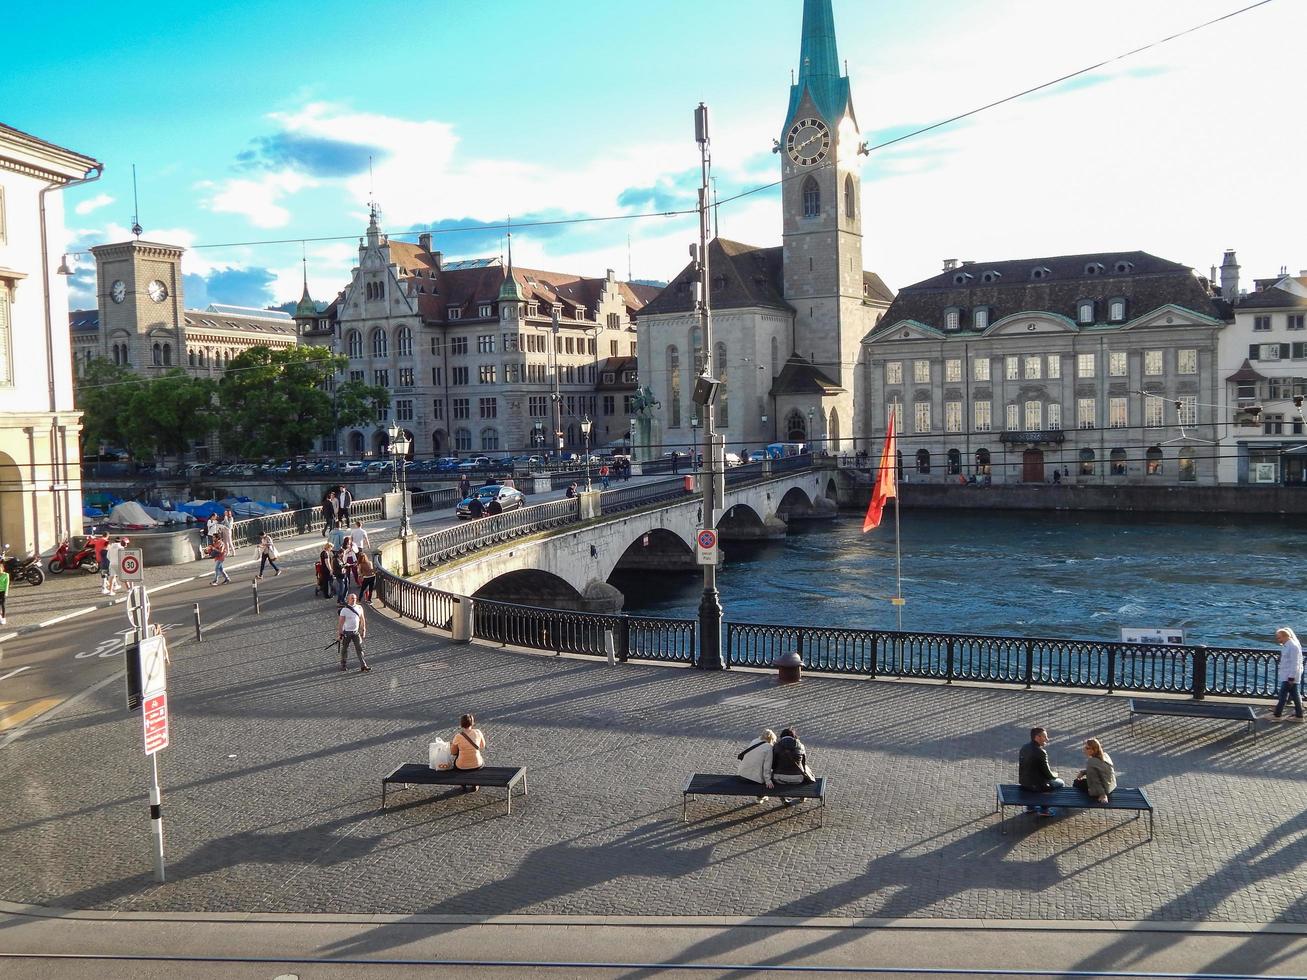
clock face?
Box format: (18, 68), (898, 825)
(110, 280), (126, 304)
(786, 117), (831, 166)
(147, 279), (168, 303)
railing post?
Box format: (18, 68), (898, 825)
(1107, 643), (1117, 693)
(868, 633), (878, 679)
(1191, 645), (1208, 701)
(618, 616), (630, 663)
(1024, 640), (1034, 689)
(945, 638), (954, 684)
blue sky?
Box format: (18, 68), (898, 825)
(6, 0), (1304, 310)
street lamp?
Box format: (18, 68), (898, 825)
(580, 415), (593, 491)
(387, 423), (412, 538)
(808, 407), (815, 452)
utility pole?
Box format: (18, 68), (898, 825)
(694, 103), (724, 671)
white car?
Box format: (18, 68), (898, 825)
(724, 452), (744, 467)
(342, 460), (366, 474)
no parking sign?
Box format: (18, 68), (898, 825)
(696, 528), (718, 565)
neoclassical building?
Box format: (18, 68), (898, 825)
(0, 122), (100, 552)
(862, 252), (1232, 484)
(329, 211), (655, 458)
(637, 0), (893, 458)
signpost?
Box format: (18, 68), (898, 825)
(695, 527), (719, 566)
(143, 692), (169, 754)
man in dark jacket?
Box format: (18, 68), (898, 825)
(1018, 726), (1064, 816)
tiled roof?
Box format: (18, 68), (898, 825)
(769, 352), (843, 396)
(640, 238), (792, 317)
(596, 356), (638, 390)
(863, 271), (895, 305)
(68, 309), (99, 333)
(1227, 359), (1267, 383)
(1237, 286), (1307, 311)
(874, 250), (1228, 336)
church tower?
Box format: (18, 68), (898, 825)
(780, 0), (866, 410)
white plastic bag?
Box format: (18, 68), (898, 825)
(429, 738), (453, 770)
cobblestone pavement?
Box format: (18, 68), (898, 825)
(3, 580), (1306, 926)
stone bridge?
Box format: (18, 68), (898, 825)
(418, 468), (837, 611)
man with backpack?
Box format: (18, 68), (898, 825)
(336, 592), (370, 673)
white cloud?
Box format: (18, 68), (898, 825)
(200, 171), (317, 229)
(74, 193), (115, 216)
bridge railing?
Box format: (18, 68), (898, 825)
(725, 621), (1277, 699)
(411, 487), (460, 514)
(229, 494), (384, 548)
(415, 496), (580, 570)
(600, 478), (688, 514)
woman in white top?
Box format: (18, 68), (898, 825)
(1272, 627), (1304, 720)
(736, 728), (776, 803)
(257, 533), (281, 579)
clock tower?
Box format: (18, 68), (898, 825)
(779, 0), (869, 444)
(91, 239), (185, 370)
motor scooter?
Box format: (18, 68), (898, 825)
(47, 535), (99, 574)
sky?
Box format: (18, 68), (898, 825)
(6, 0), (1304, 312)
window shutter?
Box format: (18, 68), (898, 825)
(1283, 343), (1293, 359)
(1294, 343), (1307, 359)
(1249, 344), (1259, 360)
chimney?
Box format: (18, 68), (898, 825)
(432, 250), (443, 272)
(606, 268), (616, 283)
(418, 232), (432, 252)
(1220, 249), (1240, 302)
(942, 258), (958, 271)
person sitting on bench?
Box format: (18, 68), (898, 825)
(1019, 726), (1064, 817)
(1073, 737), (1116, 804)
(736, 728), (776, 804)
(771, 727), (814, 806)
(450, 713), (487, 793)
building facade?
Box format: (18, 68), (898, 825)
(863, 252), (1231, 485)
(637, 0), (893, 459)
(330, 212), (653, 459)
(0, 123), (100, 552)
(1215, 263), (1307, 484)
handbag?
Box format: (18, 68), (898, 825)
(429, 738), (453, 770)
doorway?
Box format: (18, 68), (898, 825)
(1022, 448), (1045, 483)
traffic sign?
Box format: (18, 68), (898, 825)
(142, 692), (169, 755)
(120, 549), (144, 582)
(696, 527), (718, 566)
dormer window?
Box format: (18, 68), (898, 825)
(1085, 262), (1105, 275)
(973, 306), (989, 331)
(1031, 266), (1052, 281)
(952, 272), (974, 286)
(479, 304), (492, 318)
(1108, 298), (1127, 322)
(944, 308), (961, 331)
(448, 306), (462, 320)
(1077, 300), (1095, 324)
(981, 271), (1002, 284)
(603, 372), (616, 384)
(1113, 260), (1134, 274)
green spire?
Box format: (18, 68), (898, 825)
(294, 256), (316, 318)
(498, 231), (523, 302)
(783, 0), (854, 134)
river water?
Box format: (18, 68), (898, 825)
(610, 510), (1307, 649)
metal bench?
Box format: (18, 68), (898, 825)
(682, 773), (826, 826)
(381, 763), (527, 815)
(995, 784), (1153, 839)
(1129, 697), (1257, 738)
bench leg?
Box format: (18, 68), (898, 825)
(999, 803), (1007, 836)
(507, 785), (511, 817)
(682, 793), (689, 822)
(1149, 810), (1154, 841)
(381, 781), (387, 811)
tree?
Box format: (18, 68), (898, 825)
(217, 345), (347, 458)
(335, 377), (391, 431)
(121, 371), (217, 460)
(74, 358), (141, 456)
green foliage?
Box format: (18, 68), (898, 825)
(75, 358), (141, 455)
(335, 377), (391, 430)
(217, 345), (346, 458)
(74, 359), (215, 461)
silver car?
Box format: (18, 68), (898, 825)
(456, 485), (526, 518)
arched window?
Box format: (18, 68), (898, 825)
(715, 342), (728, 427)
(371, 328), (388, 358)
(1179, 447), (1197, 482)
(689, 324), (702, 376)
(785, 409), (806, 442)
(1110, 448), (1127, 475)
(480, 427), (500, 451)
(396, 326), (413, 357)
(162, 343), (172, 366)
(346, 330), (363, 358)
(947, 448), (961, 475)
(770, 335), (779, 377)
(188, 350), (196, 367)
(112, 344), (121, 366)
(1079, 448), (1095, 476)
(455, 428), (472, 452)
(975, 448), (991, 476)
(844, 174), (855, 220)
(151, 343), (162, 366)
(1146, 446), (1163, 476)
(802, 176), (820, 218)
(349, 431), (365, 455)
(667, 345), (681, 428)
(828, 407), (840, 452)
(916, 449), (930, 474)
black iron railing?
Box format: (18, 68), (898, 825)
(724, 622), (1277, 699)
(228, 494), (384, 548)
(600, 478), (688, 514)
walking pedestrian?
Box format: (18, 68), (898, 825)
(1018, 726), (1064, 816)
(257, 532), (282, 579)
(671, 451), (680, 475)
(336, 592), (370, 672)
(222, 508), (237, 555)
(105, 536), (127, 594)
(337, 485), (353, 525)
(332, 547), (350, 604)
(351, 519), (371, 553)
(599, 463), (610, 490)
(0, 562), (9, 625)
(356, 550), (376, 603)
(1271, 627), (1304, 721)
(91, 529), (111, 594)
(209, 537), (231, 586)
(458, 475), (472, 500)
(322, 491), (338, 536)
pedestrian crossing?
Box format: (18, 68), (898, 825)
(0, 697), (61, 734)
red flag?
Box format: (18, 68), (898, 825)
(863, 409), (898, 532)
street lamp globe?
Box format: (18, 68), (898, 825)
(580, 415), (593, 491)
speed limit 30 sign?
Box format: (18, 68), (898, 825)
(696, 528), (718, 565)
(120, 549), (144, 582)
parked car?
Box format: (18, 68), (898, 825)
(724, 452), (744, 467)
(455, 484), (526, 518)
(341, 460), (366, 474)
(747, 449), (767, 463)
(457, 456), (493, 471)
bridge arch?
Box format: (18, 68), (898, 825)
(610, 526), (697, 575)
(775, 485), (814, 519)
(474, 569), (584, 608)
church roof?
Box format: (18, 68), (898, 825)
(769, 352), (844, 396)
(783, 0), (854, 130)
(639, 238), (792, 317)
(873, 250), (1229, 336)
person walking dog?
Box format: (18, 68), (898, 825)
(336, 592), (370, 672)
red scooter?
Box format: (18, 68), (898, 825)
(48, 535), (100, 574)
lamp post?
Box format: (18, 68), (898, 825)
(808, 406), (815, 452)
(387, 423), (412, 538)
(580, 415), (593, 491)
